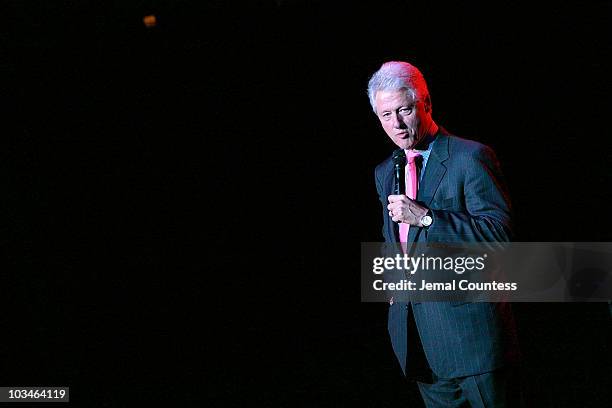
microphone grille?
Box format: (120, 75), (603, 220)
(392, 149), (406, 166)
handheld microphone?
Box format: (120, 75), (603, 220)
(392, 149), (406, 195)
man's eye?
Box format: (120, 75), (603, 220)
(399, 108), (413, 114)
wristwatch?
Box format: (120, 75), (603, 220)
(420, 211), (433, 228)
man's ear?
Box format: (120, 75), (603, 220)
(424, 95), (432, 113)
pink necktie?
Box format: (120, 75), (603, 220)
(399, 150), (421, 252)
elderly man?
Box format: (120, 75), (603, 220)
(369, 61), (521, 407)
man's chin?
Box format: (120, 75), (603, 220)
(396, 140), (415, 150)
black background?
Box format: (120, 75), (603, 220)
(2, 1), (611, 406)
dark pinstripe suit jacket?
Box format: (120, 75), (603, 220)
(374, 129), (520, 378)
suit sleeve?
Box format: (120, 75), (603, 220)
(426, 145), (513, 243)
(374, 167), (391, 242)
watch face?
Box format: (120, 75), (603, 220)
(422, 215), (433, 227)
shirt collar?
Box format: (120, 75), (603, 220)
(404, 133), (437, 157)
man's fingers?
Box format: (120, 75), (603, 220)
(387, 200), (408, 211)
(391, 207), (405, 222)
(388, 194), (407, 203)
(392, 214), (408, 223)
(387, 197), (409, 211)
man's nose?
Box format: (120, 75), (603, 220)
(391, 112), (405, 128)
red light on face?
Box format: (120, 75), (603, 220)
(143, 15), (157, 28)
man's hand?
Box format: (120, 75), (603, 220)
(387, 195), (429, 227)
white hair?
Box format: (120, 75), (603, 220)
(367, 61), (430, 114)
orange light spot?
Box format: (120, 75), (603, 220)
(143, 15), (157, 28)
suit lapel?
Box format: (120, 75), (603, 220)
(408, 133), (450, 243)
(418, 133), (449, 207)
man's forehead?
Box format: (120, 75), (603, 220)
(376, 89), (417, 104)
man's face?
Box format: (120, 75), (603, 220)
(374, 89), (432, 150)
